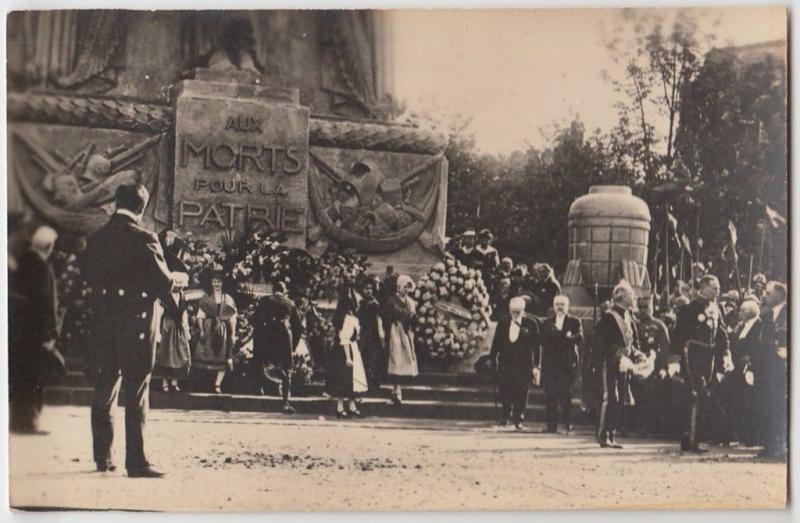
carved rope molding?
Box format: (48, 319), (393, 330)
(8, 92), (447, 155)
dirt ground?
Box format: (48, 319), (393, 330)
(9, 405), (787, 511)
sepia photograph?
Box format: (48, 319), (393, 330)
(4, 4), (791, 513)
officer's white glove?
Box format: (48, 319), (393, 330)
(722, 354), (734, 373)
(744, 371), (755, 386)
(777, 346), (788, 361)
(531, 366), (541, 386)
(667, 361), (680, 378)
(619, 356), (634, 373)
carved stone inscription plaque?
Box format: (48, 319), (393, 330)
(172, 77), (309, 247)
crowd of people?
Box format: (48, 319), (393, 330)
(450, 226), (788, 458)
(7, 185), (789, 478)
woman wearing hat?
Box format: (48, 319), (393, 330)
(193, 269), (238, 393)
(384, 274), (418, 405)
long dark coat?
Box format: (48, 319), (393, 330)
(80, 213), (173, 376)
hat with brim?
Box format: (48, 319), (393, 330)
(461, 229), (476, 238)
(478, 229), (493, 240)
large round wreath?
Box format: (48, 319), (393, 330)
(412, 256), (492, 362)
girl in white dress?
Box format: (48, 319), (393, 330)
(326, 292), (368, 418)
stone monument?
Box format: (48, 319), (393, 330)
(172, 69), (309, 248)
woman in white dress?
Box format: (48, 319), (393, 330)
(385, 274), (418, 405)
(326, 292), (368, 418)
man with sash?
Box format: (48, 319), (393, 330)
(671, 274), (733, 453)
(594, 280), (642, 449)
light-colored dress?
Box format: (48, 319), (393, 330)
(386, 294), (418, 379)
(340, 314), (368, 394)
(193, 292), (237, 371)
(155, 289), (192, 375)
(326, 313), (368, 395)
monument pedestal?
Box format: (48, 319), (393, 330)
(171, 69), (309, 248)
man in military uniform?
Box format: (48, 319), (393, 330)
(489, 297), (541, 430)
(541, 295), (583, 433)
(753, 281), (788, 459)
(633, 295), (671, 436)
(253, 281), (304, 414)
(81, 184), (182, 478)
(594, 280), (642, 449)
(671, 274), (733, 453)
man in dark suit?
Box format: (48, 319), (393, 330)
(523, 263), (561, 319)
(9, 225), (63, 433)
(594, 280), (642, 449)
(671, 274), (733, 453)
(754, 281), (787, 459)
(541, 295), (583, 433)
(633, 295), (671, 436)
(718, 299), (762, 446)
(253, 281), (304, 414)
(81, 184), (180, 478)
(490, 296), (541, 429)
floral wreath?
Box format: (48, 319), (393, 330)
(412, 255), (492, 362)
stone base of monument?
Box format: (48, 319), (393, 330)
(47, 359), (590, 424)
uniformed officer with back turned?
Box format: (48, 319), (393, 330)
(81, 184), (185, 478)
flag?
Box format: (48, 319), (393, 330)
(667, 211), (680, 245)
(728, 221), (739, 262)
(697, 237), (704, 249)
(681, 233), (693, 256)
(765, 205), (786, 228)
(667, 211), (678, 231)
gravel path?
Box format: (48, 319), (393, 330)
(9, 406), (787, 511)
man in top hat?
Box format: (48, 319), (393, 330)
(81, 184), (185, 478)
(671, 274), (733, 453)
(489, 296), (541, 429)
(253, 281), (304, 414)
(453, 228), (477, 268)
(540, 295), (583, 433)
(594, 280), (642, 449)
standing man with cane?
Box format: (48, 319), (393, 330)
(81, 184), (186, 478)
(489, 297), (541, 429)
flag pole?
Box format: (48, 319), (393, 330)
(664, 205), (671, 299)
(747, 255), (754, 295)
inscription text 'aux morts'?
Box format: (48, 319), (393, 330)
(174, 109), (308, 234)
(178, 137), (303, 174)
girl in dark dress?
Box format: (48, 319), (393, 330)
(357, 276), (385, 391)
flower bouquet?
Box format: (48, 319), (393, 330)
(412, 256), (492, 362)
